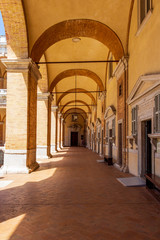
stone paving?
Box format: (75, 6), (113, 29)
(0, 147), (160, 240)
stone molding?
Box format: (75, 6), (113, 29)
(127, 73), (160, 105)
(113, 56), (128, 80)
(136, 9), (153, 37)
(104, 105), (116, 119)
(37, 92), (50, 101)
(1, 58), (42, 81)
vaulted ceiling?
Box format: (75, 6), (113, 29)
(22, 0), (133, 116)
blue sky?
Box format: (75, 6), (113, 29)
(0, 11), (5, 35)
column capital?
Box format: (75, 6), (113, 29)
(1, 58), (42, 81)
(113, 56), (129, 80)
(37, 92), (50, 101)
(51, 105), (58, 112)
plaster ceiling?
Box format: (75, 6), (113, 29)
(22, 0), (132, 116)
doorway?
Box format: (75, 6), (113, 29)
(118, 123), (122, 166)
(141, 120), (152, 177)
(71, 132), (78, 146)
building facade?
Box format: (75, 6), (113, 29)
(0, 0), (159, 192)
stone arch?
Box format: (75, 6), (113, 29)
(31, 19), (124, 62)
(60, 100), (91, 113)
(57, 88), (96, 105)
(0, 0), (28, 58)
(49, 69), (104, 92)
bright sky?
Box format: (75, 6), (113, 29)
(0, 11), (5, 35)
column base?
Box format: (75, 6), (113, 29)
(113, 163), (124, 172)
(36, 145), (49, 159)
(0, 149), (39, 174)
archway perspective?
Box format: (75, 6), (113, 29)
(0, 0), (160, 239)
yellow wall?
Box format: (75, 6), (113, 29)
(128, 0), (160, 94)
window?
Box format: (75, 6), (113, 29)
(132, 106), (138, 136)
(138, 0), (152, 25)
(154, 94), (160, 133)
(119, 84), (122, 96)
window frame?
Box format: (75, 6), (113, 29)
(131, 106), (138, 136)
(136, 0), (152, 36)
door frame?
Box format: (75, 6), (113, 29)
(141, 119), (152, 177)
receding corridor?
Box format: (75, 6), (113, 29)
(0, 147), (160, 240)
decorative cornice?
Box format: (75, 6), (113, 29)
(113, 56), (128, 80)
(1, 58), (42, 81)
(104, 105), (116, 119)
(29, 60), (42, 81)
(127, 73), (160, 105)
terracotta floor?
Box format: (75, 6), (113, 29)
(0, 147), (160, 240)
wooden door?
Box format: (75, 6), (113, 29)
(71, 132), (78, 146)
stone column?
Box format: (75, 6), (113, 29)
(47, 94), (53, 158)
(37, 92), (50, 159)
(58, 112), (62, 150)
(61, 118), (64, 148)
(51, 106), (58, 153)
(1, 59), (41, 173)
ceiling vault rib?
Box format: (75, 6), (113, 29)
(36, 60), (119, 65)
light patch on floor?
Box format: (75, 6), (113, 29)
(0, 180), (13, 188)
(96, 159), (105, 163)
(0, 214), (26, 240)
(117, 177), (146, 187)
(32, 168), (57, 182)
